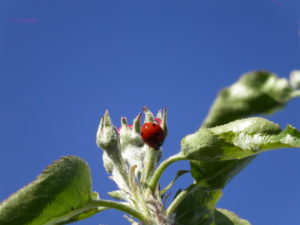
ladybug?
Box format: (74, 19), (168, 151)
(141, 122), (165, 149)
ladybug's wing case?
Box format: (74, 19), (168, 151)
(141, 123), (165, 148)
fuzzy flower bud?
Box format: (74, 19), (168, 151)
(143, 106), (155, 123)
(119, 114), (144, 149)
(96, 108), (168, 191)
(96, 110), (130, 190)
(158, 107), (168, 137)
(96, 110), (119, 152)
(118, 113), (146, 178)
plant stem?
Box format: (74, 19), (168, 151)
(129, 165), (150, 215)
(91, 199), (149, 223)
(141, 147), (158, 184)
(148, 153), (186, 192)
(166, 184), (197, 217)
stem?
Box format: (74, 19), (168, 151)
(106, 150), (130, 188)
(148, 153), (186, 192)
(129, 165), (149, 215)
(141, 146), (159, 184)
(166, 184), (197, 217)
(91, 199), (149, 223)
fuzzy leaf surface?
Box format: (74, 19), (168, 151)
(0, 156), (98, 225)
(181, 118), (300, 188)
(182, 117), (300, 162)
(190, 156), (254, 189)
(196, 71), (298, 190)
(174, 186), (222, 225)
(174, 186), (251, 225)
(202, 70), (293, 128)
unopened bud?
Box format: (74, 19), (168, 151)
(143, 107), (154, 123)
(96, 111), (119, 152)
(119, 114), (144, 149)
(161, 107), (168, 137)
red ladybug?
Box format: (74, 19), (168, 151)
(141, 122), (165, 149)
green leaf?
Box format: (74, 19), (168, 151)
(181, 117), (300, 189)
(195, 71), (299, 190)
(160, 170), (190, 196)
(214, 209), (251, 225)
(55, 191), (107, 225)
(190, 156), (254, 189)
(55, 207), (107, 225)
(173, 186), (251, 225)
(181, 117), (300, 162)
(202, 70), (293, 128)
(174, 186), (222, 225)
(0, 156), (99, 225)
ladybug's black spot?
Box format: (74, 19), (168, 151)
(152, 123), (157, 127)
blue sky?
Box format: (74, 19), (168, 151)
(0, 0), (300, 225)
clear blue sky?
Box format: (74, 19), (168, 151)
(0, 0), (300, 225)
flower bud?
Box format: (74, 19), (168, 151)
(119, 114), (144, 149)
(96, 108), (167, 191)
(96, 110), (120, 152)
(143, 106), (155, 123)
(122, 145), (147, 178)
(96, 111), (129, 189)
(160, 107), (168, 137)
